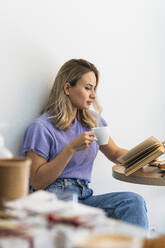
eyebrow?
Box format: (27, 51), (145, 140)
(86, 83), (96, 88)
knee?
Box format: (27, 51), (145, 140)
(125, 192), (147, 209)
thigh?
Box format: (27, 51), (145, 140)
(79, 191), (142, 210)
(80, 192), (148, 228)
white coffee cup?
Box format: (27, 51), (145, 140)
(92, 126), (109, 146)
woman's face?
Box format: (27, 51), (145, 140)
(66, 71), (97, 110)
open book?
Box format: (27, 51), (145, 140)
(117, 136), (165, 176)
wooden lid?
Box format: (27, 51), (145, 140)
(0, 157), (31, 167)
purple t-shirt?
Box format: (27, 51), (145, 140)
(22, 112), (107, 182)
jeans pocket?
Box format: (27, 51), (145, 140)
(45, 181), (64, 193)
(54, 182), (63, 189)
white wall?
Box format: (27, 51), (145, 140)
(0, 0), (165, 232)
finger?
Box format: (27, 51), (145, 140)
(158, 164), (165, 170)
(84, 133), (94, 140)
(149, 160), (159, 166)
(87, 136), (94, 142)
(85, 131), (94, 136)
(84, 140), (92, 146)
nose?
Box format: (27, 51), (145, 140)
(90, 89), (96, 99)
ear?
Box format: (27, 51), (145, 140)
(64, 82), (70, 96)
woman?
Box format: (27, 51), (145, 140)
(22, 58), (148, 228)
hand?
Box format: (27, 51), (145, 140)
(149, 159), (159, 166)
(149, 159), (165, 169)
(69, 131), (95, 152)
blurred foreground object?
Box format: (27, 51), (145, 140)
(0, 158), (31, 209)
(143, 235), (165, 248)
(76, 233), (143, 248)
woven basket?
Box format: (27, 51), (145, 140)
(0, 157), (31, 208)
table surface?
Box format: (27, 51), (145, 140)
(112, 164), (165, 186)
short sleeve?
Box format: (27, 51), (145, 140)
(99, 116), (108, 127)
(21, 121), (53, 160)
(90, 110), (108, 127)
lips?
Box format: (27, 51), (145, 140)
(87, 101), (92, 105)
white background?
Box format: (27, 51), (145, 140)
(0, 0), (165, 232)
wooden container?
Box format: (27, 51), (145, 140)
(0, 157), (31, 208)
(76, 233), (142, 248)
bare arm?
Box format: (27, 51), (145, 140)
(26, 131), (94, 190)
(100, 137), (128, 164)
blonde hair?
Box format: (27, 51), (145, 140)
(41, 59), (102, 130)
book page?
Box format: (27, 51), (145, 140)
(123, 144), (162, 167)
(125, 146), (165, 176)
(117, 136), (162, 163)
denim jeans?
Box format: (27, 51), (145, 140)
(45, 178), (149, 229)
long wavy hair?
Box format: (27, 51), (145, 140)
(41, 59), (102, 130)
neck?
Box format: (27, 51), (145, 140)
(71, 108), (77, 123)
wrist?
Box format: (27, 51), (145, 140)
(65, 143), (76, 154)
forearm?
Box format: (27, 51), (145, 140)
(100, 141), (128, 164)
(30, 144), (75, 190)
(112, 148), (128, 164)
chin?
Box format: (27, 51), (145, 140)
(84, 106), (90, 110)
(78, 105), (89, 110)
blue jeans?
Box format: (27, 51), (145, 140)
(45, 178), (149, 229)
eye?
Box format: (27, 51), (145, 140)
(85, 87), (91, 90)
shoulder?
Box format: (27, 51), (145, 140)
(22, 112), (55, 159)
(30, 112), (54, 129)
(25, 112), (56, 137)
